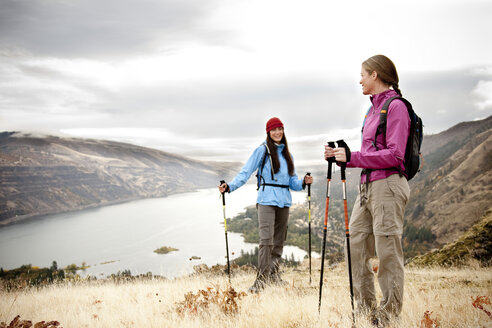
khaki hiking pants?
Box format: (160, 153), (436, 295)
(347, 174), (410, 319)
(256, 204), (289, 280)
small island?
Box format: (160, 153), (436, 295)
(153, 246), (179, 254)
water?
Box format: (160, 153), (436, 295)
(0, 184), (314, 278)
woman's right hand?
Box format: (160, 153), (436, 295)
(324, 145), (335, 161)
(218, 182), (229, 193)
(324, 145), (347, 162)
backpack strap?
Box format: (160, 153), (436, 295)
(264, 143), (276, 182)
(256, 142), (287, 191)
(256, 144), (269, 190)
(374, 96), (400, 143)
(260, 183), (289, 189)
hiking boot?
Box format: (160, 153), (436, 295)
(270, 272), (289, 286)
(270, 258), (289, 286)
(370, 316), (384, 328)
(248, 278), (266, 294)
(370, 309), (389, 328)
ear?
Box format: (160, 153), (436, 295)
(371, 71), (378, 80)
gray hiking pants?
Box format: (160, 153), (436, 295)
(347, 174), (410, 319)
(256, 204), (289, 280)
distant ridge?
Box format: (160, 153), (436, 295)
(420, 115), (492, 156)
(405, 115), (492, 246)
(0, 132), (240, 225)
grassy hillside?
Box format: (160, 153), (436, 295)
(1, 263), (491, 327)
(410, 209), (492, 267)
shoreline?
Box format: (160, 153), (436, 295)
(0, 184), (312, 278)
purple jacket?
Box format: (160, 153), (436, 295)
(347, 89), (410, 183)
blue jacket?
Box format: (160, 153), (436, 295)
(228, 142), (304, 208)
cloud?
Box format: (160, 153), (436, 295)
(472, 80), (492, 111)
(1, 0), (491, 165)
(472, 66), (492, 114)
(403, 67), (492, 134)
(0, 0), (227, 58)
(2, 57), (492, 165)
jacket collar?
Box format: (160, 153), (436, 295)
(370, 89), (398, 110)
(264, 141), (285, 152)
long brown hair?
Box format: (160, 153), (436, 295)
(362, 55), (402, 96)
(266, 132), (295, 176)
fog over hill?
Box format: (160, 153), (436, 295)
(0, 132), (240, 225)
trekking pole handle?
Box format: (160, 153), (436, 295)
(220, 180), (226, 205)
(336, 140), (347, 180)
(327, 141), (336, 162)
(327, 141), (336, 180)
(306, 172), (311, 196)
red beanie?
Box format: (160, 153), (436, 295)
(266, 117), (284, 133)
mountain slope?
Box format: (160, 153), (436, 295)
(0, 132), (239, 225)
(409, 209), (492, 267)
(405, 115), (492, 245)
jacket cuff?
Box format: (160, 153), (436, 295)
(346, 151), (359, 168)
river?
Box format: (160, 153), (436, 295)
(0, 185), (314, 278)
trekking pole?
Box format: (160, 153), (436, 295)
(336, 139), (355, 324)
(307, 172), (312, 285)
(318, 141), (336, 313)
(220, 180), (231, 284)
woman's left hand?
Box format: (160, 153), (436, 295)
(333, 147), (347, 162)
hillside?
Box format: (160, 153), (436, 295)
(410, 209), (492, 267)
(404, 115), (492, 246)
(0, 132), (239, 225)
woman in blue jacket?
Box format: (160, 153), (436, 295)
(219, 117), (313, 293)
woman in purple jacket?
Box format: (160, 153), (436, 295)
(325, 55), (410, 326)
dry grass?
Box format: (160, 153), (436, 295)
(1, 261), (491, 328)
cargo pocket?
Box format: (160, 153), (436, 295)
(374, 201), (403, 235)
(386, 175), (410, 205)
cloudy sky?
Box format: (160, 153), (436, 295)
(1, 0), (491, 166)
